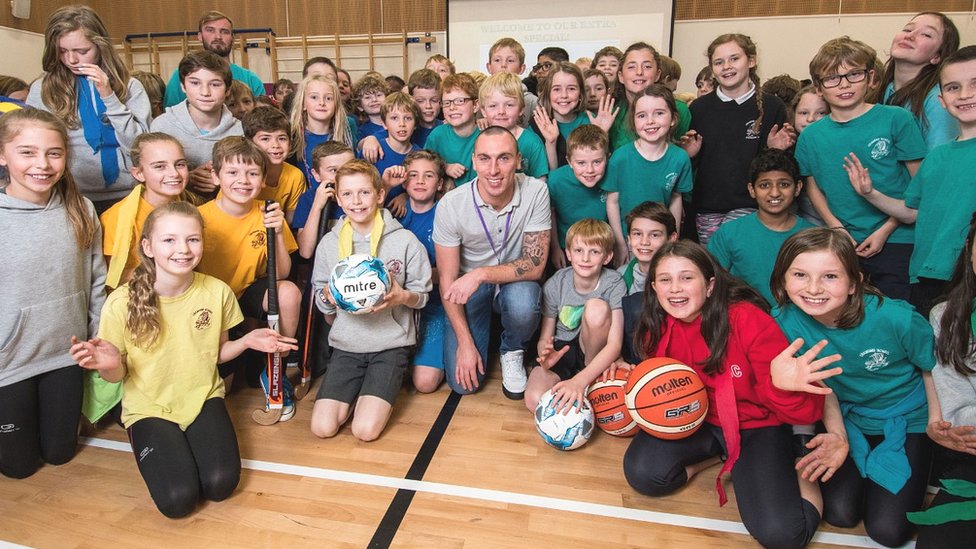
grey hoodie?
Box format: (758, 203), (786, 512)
(311, 209), (432, 353)
(0, 190), (106, 387)
(27, 76), (151, 203)
(149, 100), (242, 170)
(930, 303), (976, 428)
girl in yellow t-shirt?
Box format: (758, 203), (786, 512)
(70, 202), (297, 518)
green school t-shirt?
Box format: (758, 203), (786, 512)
(795, 105), (927, 244)
(558, 111), (590, 140)
(708, 213), (814, 305)
(547, 164), (609, 249)
(601, 142), (692, 234)
(904, 137), (976, 282)
(516, 128), (549, 178)
(773, 296), (935, 435)
(609, 99), (692, 151)
(425, 124), (481, 183)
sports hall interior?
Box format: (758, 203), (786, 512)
(2, 1), (976, 547)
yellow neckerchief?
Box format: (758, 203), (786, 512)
(337, 210), (384, 259)
(105, 185), (144, 288)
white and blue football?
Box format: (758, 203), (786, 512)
(328, 254), (390, 314)
(534, 389), (595, 451)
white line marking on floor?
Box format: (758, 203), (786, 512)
(81, 437), (905, 548)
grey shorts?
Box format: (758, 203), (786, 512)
(315, 347), (410, 405)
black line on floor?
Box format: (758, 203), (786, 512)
(367, 390), (463, 548)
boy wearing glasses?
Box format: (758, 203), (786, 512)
(795, 36), (926, 300)
(425, 73), (481, 184)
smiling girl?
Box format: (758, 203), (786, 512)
(0, 109), (105, 479)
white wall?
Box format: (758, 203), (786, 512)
(0, 26), (44, 82)
(671, 12), (976, 95)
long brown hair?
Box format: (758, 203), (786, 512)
(936, 213), (976, 376)
(769, 228), (883, 329)
(708, 33), (763, 135)
(0, 109), (96, 248)
(636, 240), (768, 376)
(873, 12), (960, 128)
(40, 5), (131, 128)
(126, 201), (203, 349)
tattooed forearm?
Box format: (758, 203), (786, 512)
(511, 230), (549, 279)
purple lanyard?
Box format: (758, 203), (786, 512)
(471, 181), (513, 262)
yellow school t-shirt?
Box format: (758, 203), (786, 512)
(257, 162), (306, 214)
(100, 196), (154, 288)
(98, 273), (244, 430)
(197, 199), (299, 296)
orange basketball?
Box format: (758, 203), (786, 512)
(586, 369), (638, 437)
(624, 357), (708, 440)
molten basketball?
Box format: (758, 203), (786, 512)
(624, 357), (708, 440)
(586, 369), (638, 437)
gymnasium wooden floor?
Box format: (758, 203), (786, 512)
(1, 369), (899, 548)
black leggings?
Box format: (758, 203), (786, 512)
(916, 450), (976, 549)
(624, 424), (820, 549)
(624, 424), (820, 548)
(821, 432), (931, 548)
(127, 398), (241, 519)
(0, 366), (81, 479)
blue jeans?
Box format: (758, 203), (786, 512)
(442, 281), (541, 394)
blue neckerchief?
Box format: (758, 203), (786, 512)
(841, 381), (927, 494)
(77, 76), (120, 187)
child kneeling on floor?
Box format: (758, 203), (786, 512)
(309, 160), (431, 441)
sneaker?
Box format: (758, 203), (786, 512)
(259, 368), (296, 422)
(500, 350), (527, 400)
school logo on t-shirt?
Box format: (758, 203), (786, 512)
(600, 191), (608, 204)
(386, 258), (403, 277)
(250, 230), (267, 249)
(868, 138), (891, 160)
(859, 348), (890, 371)
(744, 120), (760, 140)
(665, 172), (678, 193)
(193, 308), (213, 330)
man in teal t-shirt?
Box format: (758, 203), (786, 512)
(163, 11), (265, 108)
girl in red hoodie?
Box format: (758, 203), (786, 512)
(622, 240), (824, 549)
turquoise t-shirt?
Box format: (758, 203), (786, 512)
(425, 124), (481, 182)
(708, 213), (814, 304)
(547, 164), (609, 249)
(904, 137), (976, 282)
(883, 82), (959, 151)
(773, 296), (935, 435)
(601, 142), (692, 234)
(516, 129), (549, 178)
(609, 99), (692, 151)
(558, 111), (590, 140)
(795, 105), (927, 244)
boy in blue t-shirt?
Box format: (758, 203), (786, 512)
(795, 37), (927, 301)
(293, 142), (355, 258)
(398, 150), (446, 393)
(547, 125), (610, 269)
(370, 92), (419, 212)
(842, 45), (976, 318)
(709, 149), (813, 305)
(359, 69), (443, 161)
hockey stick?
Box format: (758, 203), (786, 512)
(293, 184), (334, 399)
(253, 200), (284, 424)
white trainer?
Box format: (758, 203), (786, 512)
(500, 350), (527, 400)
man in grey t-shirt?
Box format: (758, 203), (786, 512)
(433, 126), (551, 399)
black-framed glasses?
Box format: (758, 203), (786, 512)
(819, 69), (869, 88)
(532, 61), (554, 72)
(441, 97), (473, 108)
